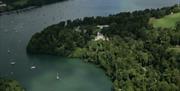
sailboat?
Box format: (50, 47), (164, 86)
(56, 72), (60, 80)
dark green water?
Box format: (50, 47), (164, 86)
(0, 0), (177, 91)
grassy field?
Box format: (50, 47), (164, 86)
(150, 12), (180, 28)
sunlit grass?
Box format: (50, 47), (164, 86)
(150, 12), (180, 28)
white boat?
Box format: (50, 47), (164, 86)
(10, 62), (16, 65)
(30, 66), (36, 69)
(56, 72), (60, 80)
(7, 50), (11, 53)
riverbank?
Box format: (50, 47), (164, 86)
(0, 6), (37, 16)
(0, 0), (67, 15)
(27, 5), (180, 91)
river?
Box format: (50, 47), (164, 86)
(0, 0), (177, 91)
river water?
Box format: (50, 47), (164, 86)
(0, 0), (177, 91)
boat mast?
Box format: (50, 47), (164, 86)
(56, 72), (60, 80)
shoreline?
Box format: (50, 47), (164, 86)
(0, 0), (67, 16)
(0, 6), (38, 16)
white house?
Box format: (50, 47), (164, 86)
(97, 25), (109, 29)
(0, 1), (7, 7)
(94, 32), (109, 41)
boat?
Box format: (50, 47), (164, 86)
(7, 50), (11, 54)
(56, 72), (60, 80)
(10, 62), (16, 65)
(30, 66), (36, 69)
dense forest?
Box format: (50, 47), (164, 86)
(27, 5), (180, 91)
(0, 78), (25, 91)
(0, 0), (66, 12)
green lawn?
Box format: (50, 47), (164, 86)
(150, 12), (180, 28)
